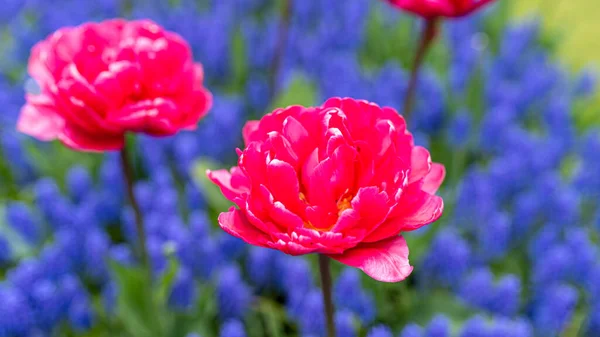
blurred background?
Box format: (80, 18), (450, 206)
(1, 1), (600, 337)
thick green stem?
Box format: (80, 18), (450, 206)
(318, 254), (336, 337)
(119, 145), (149, 271)
(403, 18), (439, 123)
(269, 0), (293, 101)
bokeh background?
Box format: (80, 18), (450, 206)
(1, 1), (599, 337)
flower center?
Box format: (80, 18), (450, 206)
(337, 195), (352, 216)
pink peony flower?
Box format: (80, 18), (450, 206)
(17, 19), (212, 152)
(386, 0), (496, 18)
(208, 98), (445, 282)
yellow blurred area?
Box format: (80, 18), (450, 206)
(514, 0), (600, 71)
(514, 0), (600, 126)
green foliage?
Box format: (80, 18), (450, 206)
(230, 28), (249, 93)
(111, 262), (163, 337)
(268, 73), (318, 111)
(109, 253), (203, 337)
(360, 8), (415, 70)
(0, 206), (36, 262)
(192, 157), (233, 214)
(25, 140), (102, 187)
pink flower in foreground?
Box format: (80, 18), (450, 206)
(386, 0), (496, 18)
(18, 19), (212, 151)
(208, 98), (445, 282)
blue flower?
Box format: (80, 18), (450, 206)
(281, 257), (313, 308)
(334, 269), (375, 324)
(217, 265), (252, 320)
(459, 268), (493, 309)
(295, 289), (325, 335)
(425, 315), (451, 337)
(335, 310), (356, 337)
(565, 229), (597, 284)
(476, 211), (511, 259)
(0, 236), (12, 266)
(421, 229), (471, 287)
(448, 111), (472, 147)
(30, 279), (63, 330)
(489, 318), (532, 337)
(169, 267), (197, 311)
(246, 247), (283, 291)
(573, 68), (597, 97)
(459, 316), (488, 337)
(400, 323), (424, 337)
(0, 287), (33, 336)
(532, 244), (572, 286)
(66, 166), (93, 203)
(366, 324), (393, 337)
(5, 202), (42, 245)
(489, 275), (521, 317)
(68, 296), (94, 332)
(220, 320), (246, 337)
(532, 284), (578, 336)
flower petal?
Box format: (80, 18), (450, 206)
(207, 168), (250, 205)
(328, 236), (413, 282)
(408, 146), (432, 184)
(422, 163), (445, 194)
(218, 208), (271, 247)
(17, 97), (64, 141)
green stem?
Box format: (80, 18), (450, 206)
(119, 145), (150, 271)
(269, 0), (293, 101)
(403, 18), (439, 123)
(318, 255), (336, 337)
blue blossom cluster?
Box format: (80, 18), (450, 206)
(1, 1), (599, 337)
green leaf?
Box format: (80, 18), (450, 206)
(257, 300), (285, 337)
(483, 0), (513, 53)
(230, 28), (249, 92)
(109, 261), (160, 337)
(0, 206), (35, 260)
(191, 158), (233, 213)
(25, 140), (101, 186)
(156, 249), (179, 307)
(268, 73), (317, 111)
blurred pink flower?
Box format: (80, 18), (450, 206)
(18, 19), (212, 151)
(208, 98), (445, 282)
(386, 0), (496, 18)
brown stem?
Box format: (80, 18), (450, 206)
(119, 145), (149, 270)
(318, 254), (336, 337)
(403, 18), (439, 123)
(269, 0), (293, 101)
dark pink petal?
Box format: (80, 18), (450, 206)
(333, 186), (389, 233)
(282, 115), (312, 160)
(108, 98), (180, 135)
(364, 187), (443, 242)
(218, 208), (271, 247)
(17, 96), (64, 141)
(243, 121), (260, 145)
(422, 163), (445, 194)
(181, 87), (212, 129)
(58, 123), (124, 152)
(306, 205), (338, 232)
(263, 132), (299, 168)
(206, 168), (250, 205)
(18, 19), (211, 151)
(408, 146), (432, 184)
(265, 159), (305, 215)
(393, 192), (444, 231)
(329, 145), (357, 199)
(239, 142), (269, 188)
(328, 236), (413, 282)
(306, 157), (335, 206)
(354, 140), (375, 187)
